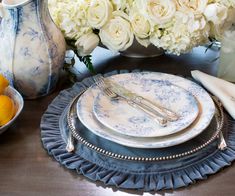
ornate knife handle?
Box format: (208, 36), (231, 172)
(127, 100), (167, 127)
(132, 96), (179, 121)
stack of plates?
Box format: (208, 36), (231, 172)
(76, 72), (215, 149)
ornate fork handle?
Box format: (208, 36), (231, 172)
(94, 75), (168, 127)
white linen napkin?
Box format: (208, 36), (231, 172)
(191, 70), (235, 119)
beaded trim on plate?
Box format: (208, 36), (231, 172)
(67, 89), (224, 162)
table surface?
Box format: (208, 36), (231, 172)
(1, 47), (235, 196)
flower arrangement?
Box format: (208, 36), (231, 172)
(48, 0), (235, 71)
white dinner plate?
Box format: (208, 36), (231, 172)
(77, 72), (215, 148)
(93, 79), (199, 137)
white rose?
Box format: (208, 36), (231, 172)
(129, 9), (152, 39)
(112, 0), (127, 10)
(87, 0), (113, 29)
(75, 32), (100, 56)
(208, 6), (235, 40)
(136, 0), (176, 25)
(186, 13), (208, 33)
(204, 3), (228, 25)
(99, 12), (134, 51)
(176, 0), (208, 13)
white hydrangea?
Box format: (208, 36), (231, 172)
(150, 12), (210, 54)
(48, 0), (235, 56)
(204, 1), (235, 39)
(48, 0), (91, 40)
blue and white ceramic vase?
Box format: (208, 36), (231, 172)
(0, 0), (66, 99)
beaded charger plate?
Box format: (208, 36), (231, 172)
(67, 90), (223, 162)
(41, 71), (235, 191)
(77, 72), (215, 148)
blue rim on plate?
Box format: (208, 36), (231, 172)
(92, 78), (199, 137)
(77, 72), (215, 148)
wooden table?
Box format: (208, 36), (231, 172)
(1, 47), (235, 196)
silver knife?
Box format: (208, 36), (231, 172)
(105, 78), (179, 121)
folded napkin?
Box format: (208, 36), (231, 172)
(191, 70), (235, 119)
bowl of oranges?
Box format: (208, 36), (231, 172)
(0, 74), (24, 134)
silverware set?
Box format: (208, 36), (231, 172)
(66, 75), (227, 153)
(94, 76), (179, 127)
(66, 88), (227, 159)
(94, 75), (227, 150)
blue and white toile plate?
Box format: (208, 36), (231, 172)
(93, 80), (199, 137)
(77, 72), (215, 148)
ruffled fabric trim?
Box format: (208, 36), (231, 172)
(41, 70), (235, 191)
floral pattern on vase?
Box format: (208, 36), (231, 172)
(0, 0), (66, 99)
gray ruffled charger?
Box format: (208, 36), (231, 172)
(41, 70), (235, 191)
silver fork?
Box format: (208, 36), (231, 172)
(96, 76), (179, 122)
(94, 77), (168, 126)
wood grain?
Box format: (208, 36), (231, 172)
(1, 46), (234, 196)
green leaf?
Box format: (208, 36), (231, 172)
(205, 42), (214, 53)
(78, 55), (96, 74)
(63, 39), (96, 81)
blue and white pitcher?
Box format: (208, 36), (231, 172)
(0, 0), (66, 99)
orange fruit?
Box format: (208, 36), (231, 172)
(0, 74), (9, 94)
(0, 95), (15, 126)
